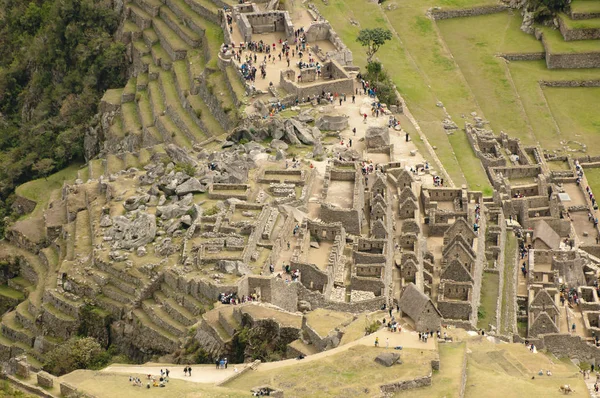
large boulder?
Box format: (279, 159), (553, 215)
(164, 144), (198, 167)
(175, 177), (204, 195)
(365, 126), (390, 148)
(315, 115), (349, 131)
(375, 352), (401, 367)
(217, 260), (250, 276)
(123, 194), (150, 211)
(106, 211), (157, 249)
(288, 119), (316, 145)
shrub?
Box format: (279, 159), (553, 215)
(365, 320), (380, 334)
(174, 162), (196, 177)
(43, 337), (109, 376)
(477, 306), (486, 320)
(204, 205), (220, 216)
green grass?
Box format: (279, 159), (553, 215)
(405, 342), (466, 398)
(586, 167), (600, 196)
(122, 102), (143, 135)
(477, 272), (499, 330)
(542, 86), (600, 151)
(15, 163), (81, 219)
(227, 345), (437, 396)
(540, 26), (600, 53)
(101, 88), (123, 105)
(0, 285), (25, 300)
(137, 90), (154, 127)
(559, 12), (600, 29)
(152, 17), (190, 52)
(571, 0), (600, 15)
(501, 232), (517, 335)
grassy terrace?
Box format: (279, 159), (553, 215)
(571, 0), (600, 14)
(227, 345), (436, 396)
(137, 90), (155, 127)
(560, 13), (600, 29)
(500, 232), (517, 335)
(101, 88), (122, 105)
(15, 164), (80, 220)
(408, 342), (466, 398)
(0, 285), (25, 300)
(540, 26), (600, 53)
(477, 272), (499, 330)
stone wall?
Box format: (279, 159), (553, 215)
(379, 373), (432, 393)
(558, 17), (600, 41)
(279, 60), (354, 98)
(536, 29), (600, 69)
(499, 52), (545, 61)
(540, 80), (600, 87)
(297, 283), (385, 313)
(350, 276), (384, 296)
(429, 5), (507, 20)
(293, 261), (329, 292)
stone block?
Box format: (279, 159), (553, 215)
(375, 352), (401, 367)
(60, 382), (78, 397)
(37, 371), (54, 388)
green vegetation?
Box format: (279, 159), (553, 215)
(477, 272), (499, 330)
(527, 0), (569, 22)
(501, 233), (517, 335)
(44, 337), (111, 376)
(356, 28), (393, 63)
(0, 0), (126, 232)
(0, 381), (35, 397)
(0, 285), (25, 300)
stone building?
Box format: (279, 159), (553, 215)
(399, 283), (442, 332)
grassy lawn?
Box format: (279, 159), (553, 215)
(542, 86), (600, 151)
(465, 338), (587, 397)
(0, 285), (25, 300)
(59, 370), (248, 398)
(586, 167), (600, 196)
(539, 26), (600, 53)
(226, 345), (435, 396)
(501, 232), (517, 335)
(571, 0), (600, 14)
(15, 163), (81, 219)
(477, 272), (499, 330)
(399, 342), (466, 398)
(559, 13), (600, 29)
(305, 309), (353, 337)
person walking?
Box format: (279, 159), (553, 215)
(374, 337), (379, 347)
(386, 338), (389, 348)
(188, 366), (192, 377)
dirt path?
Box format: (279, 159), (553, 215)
(101, 364), (237, 384)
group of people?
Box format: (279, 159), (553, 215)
(129, 371), (170, 389)
(216, 357), (229, 369)
(219, 292), (260, 305)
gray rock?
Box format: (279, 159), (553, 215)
(365, 126), (390, 148)
(298, 300), (312, 312)
(100, 214), (113, 228)
(310, 241), (320, 249)
(175, 177), (203, 195)
(375, 352), (401, 367)
(106, 211), (157, 250)
(275, 149), (286, 161)
(123, 194), (150, 211)
(137, 246), (147, 257)
(180, 214), (193, 226)
(217, 260), (250, 276)
(270, 139), (289, 150)
(313, 141), (324, 158)
(222, 141), (235, 148)
(315, 115), (349, 131)
(165, 144), (198, 167)
(288, 119), (315, 145)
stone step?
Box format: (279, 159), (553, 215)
(142, 299), (188, 337)
(122, 77), (137, 103)
(159, 70), (208, 143)
(128, 2), (153, 30)
(133, 0), (161, 17)
(122, 102), (144, 139)
(151, 43), (173, 71)
(159, 6), (201, 48)
(89, 159), (104, 180)
(153, 291), (196, 326)
(218, 306), (240, 338)
(570, 0), (600, 20)
(202, 307), (233, 343)
(287, 339), (319, 358)
(74, 209), (92, 260)
(1, 311), (34, 347)
(143, 29), (159, 47)
(132, 308), (180, 349)
(102, 284), (135, 304)
(152, 17), (190, 61)
(148, 80), (191, 147)
(559, 13), (600, 40)
(108, 114), (125, 141)
(159, 282), (207, 316)
(8, 277), (33, 294)
(106, 154), (125, 175)
(134, 39), (151, 58)
(97, 295), (125, 319)
(124, 152), (141, 170)
(183, 0), (219, 22)
(137, 73), (149, 91)
(137, 89), (155, 128)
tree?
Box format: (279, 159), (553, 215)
(356, 28), (393, 64)
(32, 158), (54, 180)
(43, 337), (108, 376)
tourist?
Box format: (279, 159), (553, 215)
(386, 337), (389, 348)
(375, 337), (379, 347)
(188, 366), (192, 377)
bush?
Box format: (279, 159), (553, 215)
(364, 61), (399, 107)
(204, 205), (220, 216)
(365, 320), (380, 334)
(477, 306), (486, 320)
(43, 337), (109, 376)
(174, 162), (196, 177)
